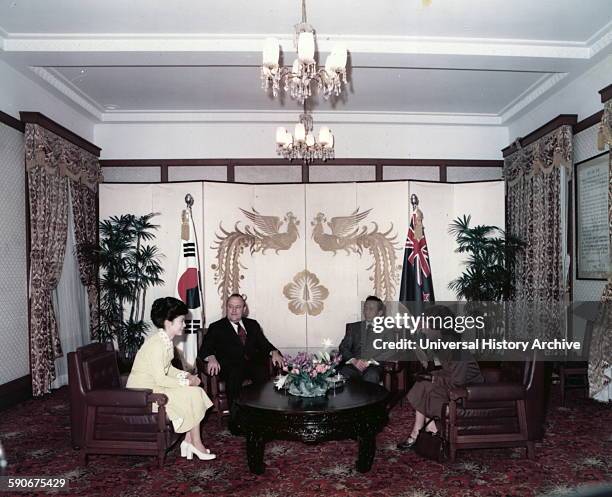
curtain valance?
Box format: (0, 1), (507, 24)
(503, 125), (573, 187)
(25, 123), (102, 190)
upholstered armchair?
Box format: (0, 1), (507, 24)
(443, 358), (549, 462)
(68, 342), (181, 467)
(558, 318), (593, 405)
(379, 360), (412, 408)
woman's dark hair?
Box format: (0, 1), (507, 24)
(422, 304), (460, 341)
(151, 297), (188, 328)
(422, 304), (455, 324)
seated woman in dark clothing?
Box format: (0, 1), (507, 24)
(397, 305), (484, 450)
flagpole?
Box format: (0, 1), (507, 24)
(184, 193), (205, 329)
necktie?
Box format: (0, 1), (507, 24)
(237, 323), (247, 346)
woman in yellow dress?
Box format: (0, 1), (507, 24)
(127, 297), (215, 460)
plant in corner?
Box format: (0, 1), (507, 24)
(94, 213), (165, 368)
(448, 214), (525, 302)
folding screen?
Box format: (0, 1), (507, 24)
(100, 180), (505, 356)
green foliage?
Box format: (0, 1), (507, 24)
(92, 213), (165, 361)
(448, 215), (524, 302)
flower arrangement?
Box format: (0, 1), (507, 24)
(275, 350), (342, 397)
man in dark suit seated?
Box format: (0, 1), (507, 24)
(338, 295), (384, 384)
(198, 294), (284, 409)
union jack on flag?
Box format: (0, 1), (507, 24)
(399, 206), (435, 304)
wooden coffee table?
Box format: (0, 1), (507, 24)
(233, 380), (389, 474)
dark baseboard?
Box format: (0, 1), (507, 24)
(0, 375), (32, 411)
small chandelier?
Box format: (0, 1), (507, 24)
(261, 0), (348, 104)
(276, 108), (334, 164)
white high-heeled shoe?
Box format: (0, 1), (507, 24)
(180, 440), (189, 458)
(185, 442), (216, 461)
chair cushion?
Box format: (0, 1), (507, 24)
(83, 351), (121, 391)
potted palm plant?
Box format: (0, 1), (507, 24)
(448, 214), (524, 302)
(94, 213), (165, 369)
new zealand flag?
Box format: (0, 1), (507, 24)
(399, 206), (435, 309)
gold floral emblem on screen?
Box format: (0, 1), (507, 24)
(283, 270), (329, 316)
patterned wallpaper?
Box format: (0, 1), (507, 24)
(447, 166), (502, 182)
(309, 165), (376, 182)
(0, 123), (28, 384)
(101, 164), (503, 184)
(168, 165), (227, 182)
(573, 124), (608, 301)
(235, 165), (301, 183)
(102, 166), (161, 183)
(383, 165), (439, 181)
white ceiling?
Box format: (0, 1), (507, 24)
(0, 0), (611, 125)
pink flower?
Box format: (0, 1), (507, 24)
(291, 368), (300, 375)
(315, 364), (328, 374)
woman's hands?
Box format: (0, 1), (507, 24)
(188, 374), (201, 387)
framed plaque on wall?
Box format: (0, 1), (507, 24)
(575, 152), (610, 280)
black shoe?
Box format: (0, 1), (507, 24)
(397, 437), (417, 451)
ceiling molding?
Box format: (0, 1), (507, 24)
(24, 63), (506, 126)
(499, 72), (568, 123)
(586, 19), (612, 56)
(98, 110), (502, 126)
(1, 33), (593, 60)
(29, 66), (103, 120)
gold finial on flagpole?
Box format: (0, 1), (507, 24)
(181, 193), (194, 240)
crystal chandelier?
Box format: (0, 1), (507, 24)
(276, 108), (334, 164)
(261, 0), (348, 104)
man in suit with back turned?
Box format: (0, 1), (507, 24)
(338, 295), (384, 384)
(198, 294), (284, 409)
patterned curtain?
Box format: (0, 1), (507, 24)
(25, 123), (102, 396)
(503, 126), (573, 340)
(589, 101), (612, 396)
(71, 181), (100, 338)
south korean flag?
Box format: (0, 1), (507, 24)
(176, 207), (203, 369)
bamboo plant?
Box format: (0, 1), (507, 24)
(448, 214), (524, 302)
(94, 213), (165, 364)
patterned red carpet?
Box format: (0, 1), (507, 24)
(1, 387), (611, 497)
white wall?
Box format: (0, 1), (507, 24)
(0, 122), (28, 384)
(508, 55), (612, 140)
(0, 59), (96, 142)
(95, 122), (508, 160)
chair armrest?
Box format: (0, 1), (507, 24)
(148, 393), (168, 407)
(449, 387), (467, 401)
(451, 383), (526, 402)
(379, 360), (406, 373)
(85, 388), (167, 407)
(196, 356), (216, 378)
(196, 357), (221, 397)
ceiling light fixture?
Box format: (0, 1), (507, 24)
(276, 104), (334, 164)
(261, 0), (348, 104)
